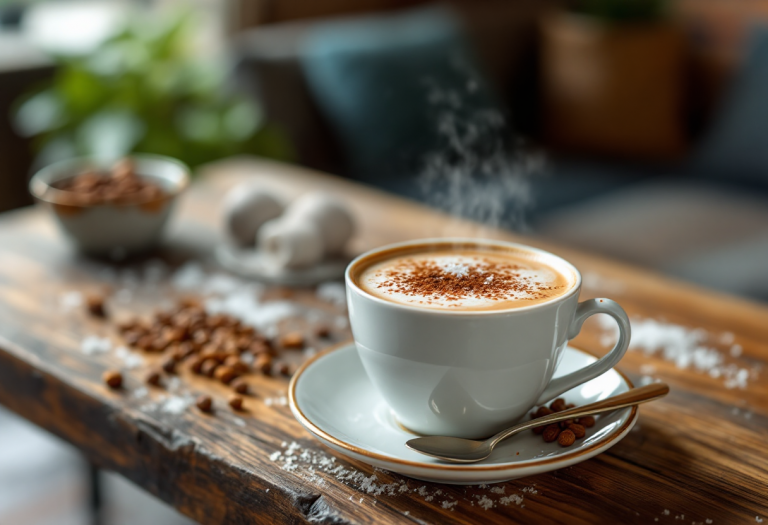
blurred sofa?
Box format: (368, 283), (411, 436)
(231, 1), (768, 302)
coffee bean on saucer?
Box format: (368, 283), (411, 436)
(578, 416), (596, 428)
(86, 295), (107, 319)
(542, 424), (561, 443)
(228, 395), (244, 411)
(559, 419), (574, 429)
(533, 406), (553, 419)
(558, 429), (576, 447)
(196, 395), (212, 413)
(550, 398), (567, 412)
(103, 370), (122, 389)
(280, 332), (304, 349)
(568, 423), (586, 439)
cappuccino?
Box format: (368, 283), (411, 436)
(354, 243), (575, 311)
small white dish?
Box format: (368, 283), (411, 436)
(215, 244), (348, 286)
(289, 343), (637, 485)
(29, 154), (188, 257)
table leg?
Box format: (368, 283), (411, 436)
(87, 462), (102, 525)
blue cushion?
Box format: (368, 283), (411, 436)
(692, 26), (768, 186)
(300, 7), (502, 183)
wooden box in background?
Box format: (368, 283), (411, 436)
(540, 13), (688, 160)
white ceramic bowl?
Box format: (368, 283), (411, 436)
(29, 154), (189, 257)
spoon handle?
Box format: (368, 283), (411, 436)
(489, 383), (669, 448)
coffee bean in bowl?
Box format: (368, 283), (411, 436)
(29, 155), (189, 257)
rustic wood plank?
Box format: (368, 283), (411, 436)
(0, 156), (766, 524)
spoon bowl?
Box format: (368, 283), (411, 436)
(406, 382), (669, 463)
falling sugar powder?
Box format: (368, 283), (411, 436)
(81, 336), (112, 355)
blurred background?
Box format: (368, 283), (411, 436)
(1, 0), (767, 523)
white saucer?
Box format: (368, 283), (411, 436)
(289, 343), (637, 485)
(215, 244), (348, 286)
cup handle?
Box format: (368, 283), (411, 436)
(535, 298), (631, 406)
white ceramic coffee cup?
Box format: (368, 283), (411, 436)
(345, 238), (630, 439)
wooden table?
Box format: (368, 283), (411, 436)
(0, 157), (766, 524)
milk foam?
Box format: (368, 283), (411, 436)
(358, 251), (572, 311)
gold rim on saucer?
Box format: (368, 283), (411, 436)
(288, 342), (637, 472)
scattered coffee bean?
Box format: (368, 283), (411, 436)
(255, 354), (272, 375)
(558, 429), (576, 447)
(224, 355), (249, 375)
(250, 341), (271, 355)
(214, 365), (238, 385)
(277, 363), (291, 376)
(196, 395), (212, 413)
(145, 370), (162, 386)
(559, 419), (574, 429)
(231, 378), (249, 394)
(578, 415), (596, 428)
(228, 395), (244, 411)
(103, 370), (122, 389)
(533, 406), (553, 418)
(280, 332), (304, 349)
(86, 295), (107, 319)
(315, 325), (330, 338)
(201, 358), (219, 378)
(189, 356), (205, 374)
(161, 357), (176, 374)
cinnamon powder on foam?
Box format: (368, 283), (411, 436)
(375, 258), (561, 306)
